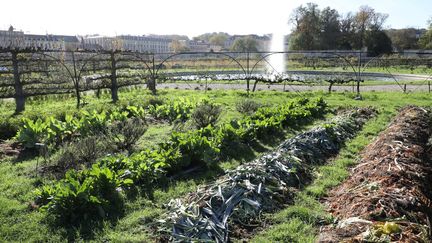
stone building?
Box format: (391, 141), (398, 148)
(118, 35), (171, 53)
(82, 35), (171, 53)
(0, 27), (80, 50)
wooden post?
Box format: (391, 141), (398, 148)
(403, 84), (407, 93)
(246, 52), (250, 92)
(110, 52), (119, 102)
(148, 55), (156, 94)
(328, 81), (334, 93)
(428, 81), (431, 93)
(356, 52), (361, 96)
(11, 51), (25, 113)
(71, 52), (81, 108)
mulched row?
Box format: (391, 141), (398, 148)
(156, 108), (376, 242)
(319, 106), (432, 242)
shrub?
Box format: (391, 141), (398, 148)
(236, 99), (262, 115)
(191, 102), (222, 129)
(53, 136), (109, 170)
(0, 118), (19, 140)
(147, 96), (165, 107)
(105, 117), (147, 153)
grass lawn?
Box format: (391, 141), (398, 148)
(0, 88), (431, 242)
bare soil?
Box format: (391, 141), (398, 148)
(0, 140), (21, 158)
(319, 106), (432, 242)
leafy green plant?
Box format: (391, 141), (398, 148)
(14, 105), (151, 149)
(147, 98), (197, 122)
(125, 106), (146, 119)
(167, 127), (220, 170)
(35, 164), (125, 224)
(34, 96), (328, 226)
(15, 118), (48, 148)
(0, 117), (20, 140)
(78, 110), (109, 135)
(147, 96), (165, 107)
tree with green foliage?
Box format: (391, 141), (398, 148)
(349, 5), (390, 51)
(419, 19), (432, 49)
(209, 33), (229, 47)
(170, 40), (190, 53)
(289, 3), (321, 50)
(386, 28), (420, 51)
(230, 36), (258, 52)
(339, 13), (356, 49)
(320, 7), (341, 49)
(366, 28), (393, 56)
(288, 3), (392, 55)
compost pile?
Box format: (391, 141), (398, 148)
(158, 108), (375, 242)
(319, 106), (432, 243)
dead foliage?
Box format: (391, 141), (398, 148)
(319, 106), (432, 243)
(155, 108), (375, 242)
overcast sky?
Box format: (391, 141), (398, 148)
(1, 0), (430, 37)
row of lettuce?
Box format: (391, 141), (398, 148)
(32, 97), (327, 224)
(15, 97), (197, 148)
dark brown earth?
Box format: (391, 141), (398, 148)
(0, 141), (21, 158)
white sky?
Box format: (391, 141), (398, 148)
(1, 0), (431, 38)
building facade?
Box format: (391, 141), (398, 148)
(0, 27), (80, 50)
(117, 35), (171, 53)
(82, 35), (171, 53)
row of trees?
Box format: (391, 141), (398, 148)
(288, 3), (432, 55)
(386, 28), (424, 50)
(0, 49), (160, 113)
(419, 19), (432, 49)
(170, 33), (260, 53)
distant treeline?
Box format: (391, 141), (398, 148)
(288, 3), (432, 56)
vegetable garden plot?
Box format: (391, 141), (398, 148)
(157, 108), (376, 242)
(319, 106), (432, 242)
(32, 98), (327, 225)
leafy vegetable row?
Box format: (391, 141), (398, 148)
(147, 97), (198, 122)
(35, 97), (327, 224)
(16, 98), (201, 148)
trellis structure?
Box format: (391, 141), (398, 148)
(0, 47), (431, 113)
